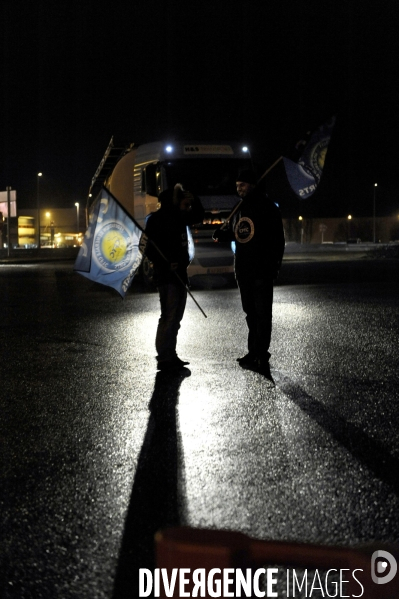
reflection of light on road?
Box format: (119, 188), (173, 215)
(273, 296), (321, 374)
(178, 388), (217, 452)
(113, 297), (159, 360)
(124, 313), (158, 356)
(276, 302), (311, 321)
(177, 387), (229, 524)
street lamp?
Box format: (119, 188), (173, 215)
(347, 214), (352, 239)
(373, 183), (378, 243)
(75, 202), (79, 234)
(45, 212), (51, 245)
(298, 215), (304, 244)
(37, 173), (43, 248)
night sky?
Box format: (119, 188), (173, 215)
(2, 0), (399, 218)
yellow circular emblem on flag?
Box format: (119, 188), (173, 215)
(101, 230), (127, 264)
(93, 221), (134, 272)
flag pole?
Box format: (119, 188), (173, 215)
(174, 272), (207, 319)
(257, 155), (283, 183)
(146, 236), (207, 319)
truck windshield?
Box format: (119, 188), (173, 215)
(163, 158), (252, 196)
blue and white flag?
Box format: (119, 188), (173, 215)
(74, 188), (146, 297)
(283, 116), (336, 199)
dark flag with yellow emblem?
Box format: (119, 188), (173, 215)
(74, 188), (146, 297)
(283, 116), (336, 199)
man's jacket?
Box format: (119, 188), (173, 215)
(145, 189), (204, 285)
(214, 187), (285, 279)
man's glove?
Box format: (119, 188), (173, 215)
(212, 225), (233, 243)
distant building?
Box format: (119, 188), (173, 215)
(2, 206), (398, 249)
(14, 208), (83, 248)
(283, 216), (399, 245)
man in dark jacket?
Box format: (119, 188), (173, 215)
(145, 185), (205, 371)
(214, 169), (285, 381)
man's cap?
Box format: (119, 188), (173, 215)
(158, 184), (185, 209)
(236, 169), (257, 185)
(158, 188), (174, 205)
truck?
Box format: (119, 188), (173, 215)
(88, 138), (253, 283)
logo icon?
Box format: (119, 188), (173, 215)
(235, 217), (254, 243)
(93, 221), (134, 272)
(371, 550), (397, 585)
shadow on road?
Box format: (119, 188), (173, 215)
(278, 377), (399, 495)
(112, 368), (190, 599)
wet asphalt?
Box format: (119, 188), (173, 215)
(0, 255), (399, 598)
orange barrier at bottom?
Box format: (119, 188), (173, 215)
(154, 527), (399, 599)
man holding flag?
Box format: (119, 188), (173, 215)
(145, 185), (205, 372)
(213, 170), (285, 383)
(75, 184), (205, 372)
(212, 116), (335, 382)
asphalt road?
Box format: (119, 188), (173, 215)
(0, 257), (399, 598)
